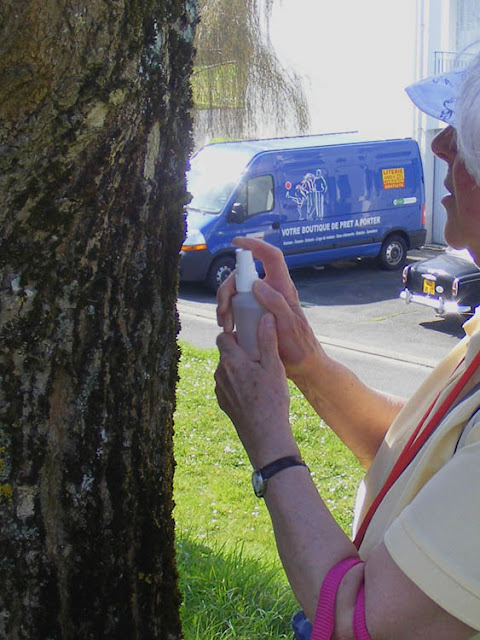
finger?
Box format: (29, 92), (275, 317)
(216, 329), (238, 353)
(214, 370), (233, 420)
(233, 236), (285, 269)
(258, 313), (282, 371)
(216, 270), (236, 331)
(233, 237), (298, 306)
(214, 367), (226, 406)
(253, 279), (302, 317)
(233, 236), (289, 276)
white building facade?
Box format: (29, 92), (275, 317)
(412, 0), (480, 244)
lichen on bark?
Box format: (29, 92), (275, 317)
(0, 0), (198, 637)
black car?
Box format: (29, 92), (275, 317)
(400, 247), (480, 315)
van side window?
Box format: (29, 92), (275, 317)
(237, 175), (274, 217)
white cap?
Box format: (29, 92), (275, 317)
(405, 68), (466, 126)
(235, 249), (259, 292)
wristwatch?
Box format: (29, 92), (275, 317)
(251, 455), (308, 498)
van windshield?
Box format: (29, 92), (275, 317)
(187, 146), (250, 214)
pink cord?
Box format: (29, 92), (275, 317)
(311, 556), (364, 640)
(353, 584), (370, 639)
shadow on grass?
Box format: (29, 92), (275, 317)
(176, 535), (296, 640)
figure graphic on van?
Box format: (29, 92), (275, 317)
(285, 170), (328, 221)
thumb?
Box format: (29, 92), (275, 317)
(258, 313), (282, 371)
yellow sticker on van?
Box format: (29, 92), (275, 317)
(382, 168), (405, 189)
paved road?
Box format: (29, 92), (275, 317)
(178, 252), (466, 398)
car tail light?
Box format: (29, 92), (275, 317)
(421, 203), (426, 227)
(402, 266), (409, 284)
(452, 278), (459, 297)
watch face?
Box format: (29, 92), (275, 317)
(252, 471), (266, 498)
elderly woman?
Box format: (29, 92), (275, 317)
(215, 53), (480, 639)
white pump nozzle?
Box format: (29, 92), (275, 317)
(235, 249), (259, 292)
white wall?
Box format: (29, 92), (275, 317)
(411, 0), (453, 243)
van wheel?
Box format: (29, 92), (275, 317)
(207, 255), (236, 292)
(378, 235), (407, 270)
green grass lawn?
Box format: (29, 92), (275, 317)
(174, 342), (363, 639)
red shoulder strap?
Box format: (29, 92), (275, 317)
(354, 351), (480, 549)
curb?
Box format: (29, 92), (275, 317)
(407, 244), (445, 262)
(176, 301), (438, 370)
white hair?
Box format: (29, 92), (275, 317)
(457, 51), (480, 185)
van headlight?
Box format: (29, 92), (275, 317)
(181, 229), (207, 252)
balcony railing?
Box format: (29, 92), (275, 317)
(434, 50), (475, 74)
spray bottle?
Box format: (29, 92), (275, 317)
(232, 249), (266, 359)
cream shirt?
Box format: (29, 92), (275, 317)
(353, 309), (480, 633)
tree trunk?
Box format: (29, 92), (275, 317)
(0, 1), (196, 637)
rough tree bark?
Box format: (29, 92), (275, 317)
(0, 0), (196, 637)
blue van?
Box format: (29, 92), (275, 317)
(181, 133), (426, 291)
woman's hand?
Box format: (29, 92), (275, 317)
(216, 237), (324, 379)
(215, 313), (300, 469)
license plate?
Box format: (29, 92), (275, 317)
(423, 278), (436, 295)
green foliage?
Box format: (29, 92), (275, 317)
(192, 62), (243, 110)
(192, 0), (309, 138)
(174, 343), (364, 638)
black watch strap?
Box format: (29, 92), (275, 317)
(252, 455), (308, 498)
